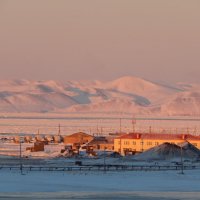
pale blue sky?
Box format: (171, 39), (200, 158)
(0, 0), (200, 83)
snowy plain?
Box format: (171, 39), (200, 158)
(1, 113), (200, 135)
(1, 169), (200, 199)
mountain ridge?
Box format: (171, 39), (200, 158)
(0, 76), (199, 116)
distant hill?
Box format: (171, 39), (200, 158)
(0, 76), (199, 116)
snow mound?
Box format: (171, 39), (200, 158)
(132, 142), (200, 161)
(180, 141), (200, 159)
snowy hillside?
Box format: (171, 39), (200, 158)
(0, 76), (199, 116)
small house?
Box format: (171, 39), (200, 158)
(63, 132), (94, 150)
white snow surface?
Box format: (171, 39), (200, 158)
(1, 169), (200, 200)
(1, 155), (200, 199)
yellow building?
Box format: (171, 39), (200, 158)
(114, 133), (200, 155)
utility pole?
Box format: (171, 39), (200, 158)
(90, 128), (92, 135)
(58, 124), (61, 135)
(132, 116), (136, 133)
(120, 118), (122, 133)
(96, 124), (99, 136)
(193, 127), (197, 135)
(149, 126), (152, 134)
(103, 147), (106, 173)
(180, 145), (184, 174)
(119, 118), (122, 155)
(100, 127), (103, 136)
(19, 136), (23, 175)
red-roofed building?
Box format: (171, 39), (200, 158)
(114, 132), (200, 155)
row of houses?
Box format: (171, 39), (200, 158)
(13, 135), (62, 143)
(11, 132), (114, 154)
(58, 132), (200, 156)
(63, 132), (114, 154)
(64, 132), (200, 156)
(11, 131), (200, 156)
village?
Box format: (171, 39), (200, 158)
(1, 128), (200, 163)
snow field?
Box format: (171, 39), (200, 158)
(1, 169), (200, 193)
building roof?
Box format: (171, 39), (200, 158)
(88, 136), (114, 145)
(116, 133), (200, 141)
(65, 132), (93, 138)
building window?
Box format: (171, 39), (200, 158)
(132, 141), (136, 145)
(147, 141), (152, 146)
(124, 141), (129, 145)
(155, 142), (159, 146)
(118, 141), (121, 145)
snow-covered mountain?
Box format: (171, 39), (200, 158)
(0, 76), (199, 116)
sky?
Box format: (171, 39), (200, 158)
(0, 0), (200, 83)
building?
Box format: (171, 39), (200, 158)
(35, 135), (44, 142)
(63, 132), (94, 150)
(13, 136), (20, 143)
(114, 133), (200, 155)
(87, 136), (114, 151)
(24, 136), (32, 143)
(26, 141), (45, 152)
(53, 135), (63, 143)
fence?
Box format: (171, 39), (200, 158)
(0, 164), (198, 172)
